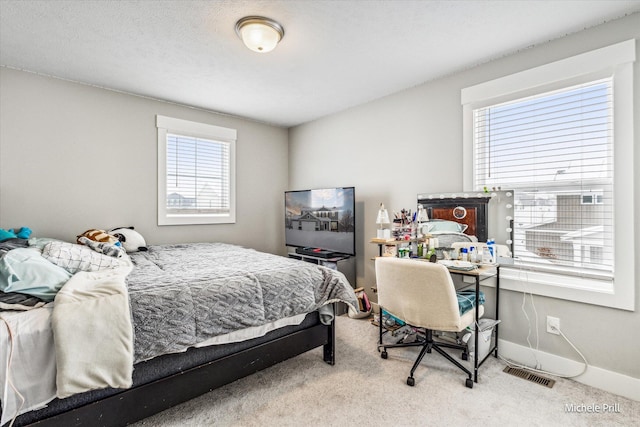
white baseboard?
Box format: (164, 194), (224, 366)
(498, 339), (640, 401)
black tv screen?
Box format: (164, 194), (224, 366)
(285, 187), (355, 256)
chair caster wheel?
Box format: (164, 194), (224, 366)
(465, 378), (473, 389)
(381, 351), (388, 359)
(461, 352), (468, 361)
(407, 377), (415, 386)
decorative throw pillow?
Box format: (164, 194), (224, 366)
(42, 241), (126, 274)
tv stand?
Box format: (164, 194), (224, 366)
(287, 250), (356, 316)
(295, 247), (338, 258)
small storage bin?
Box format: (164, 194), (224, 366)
(462, 318), (500, 362)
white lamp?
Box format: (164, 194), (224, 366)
(417, 204), (429, 222)
(417, 204), (429, 236)
(376, 203), (391, 239)
(235, 16), (284, 53)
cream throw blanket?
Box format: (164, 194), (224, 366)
(52, 261), (134, 398)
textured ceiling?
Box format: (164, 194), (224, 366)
(1, 1), (639, 128)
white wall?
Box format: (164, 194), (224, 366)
(0, 68), (289, 255)
(289, 14), (640, 383)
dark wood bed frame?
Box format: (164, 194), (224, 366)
(23, 310), (336, 427)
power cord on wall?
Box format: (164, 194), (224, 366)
(519, 290), (541, 368)
(502, 269), (589, 379)
(499, 323), (588, 379)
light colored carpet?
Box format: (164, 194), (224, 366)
(131, 316), (639, 427)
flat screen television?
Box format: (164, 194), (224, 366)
(285, 187), (355, 256)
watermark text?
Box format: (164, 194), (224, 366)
(565, 403), (621, 413)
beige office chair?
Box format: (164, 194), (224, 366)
(375, 257), (484, 388)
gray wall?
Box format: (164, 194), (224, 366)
(0, 68), (289, 255)
(289, 14), (640, 378)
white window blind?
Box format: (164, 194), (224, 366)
(156, 115), (236, 225)
(473, 78), (614, 278)
(166, 134), (230, 215)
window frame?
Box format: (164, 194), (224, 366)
(156, 115), (237, 225)
(461, 40), (635, 311)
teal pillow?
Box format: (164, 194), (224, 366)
(0, 247), (72, 302)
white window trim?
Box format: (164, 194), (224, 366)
(156, 115), (237, 225)
(461, 40), (635, 311)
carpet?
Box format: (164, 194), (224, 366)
(130, 315), (640, 426)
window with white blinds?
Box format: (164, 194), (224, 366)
(473, 79), (614, 278)
(157, 116), (236, 225)
(462, 39), (635, 309)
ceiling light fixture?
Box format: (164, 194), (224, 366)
(235, 16), (284, 53)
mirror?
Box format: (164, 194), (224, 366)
(416, 190), (514, 258)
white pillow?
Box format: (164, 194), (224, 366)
(425, 220), (469, 233)
(42, 241), (127, 274)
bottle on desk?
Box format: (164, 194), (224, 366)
(486, 239), (496, 263)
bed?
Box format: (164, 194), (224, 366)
(0, 241), (357, 427)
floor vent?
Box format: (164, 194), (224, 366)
(503, 366), (555, 388)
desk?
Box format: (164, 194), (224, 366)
(375, 255), (499, 384)
(446, 263), (499, 383)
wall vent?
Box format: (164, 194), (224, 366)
(503, 366), (556, 388)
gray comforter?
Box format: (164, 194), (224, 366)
(127, 243), (357, 362)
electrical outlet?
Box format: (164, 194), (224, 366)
(546, 316), (560, 335)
